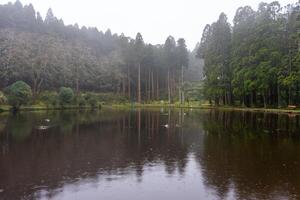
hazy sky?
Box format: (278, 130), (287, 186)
(0, 0), (294, 49)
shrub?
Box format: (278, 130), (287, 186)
(76, 95), (86, 107)
(59, 87), (74, 106)
(85, 93), (98, 108)
(5, 81), (32, 110)
(96, 93), (128, 103)
(0, 91), (7, 104)
(40, 92), (58, 107)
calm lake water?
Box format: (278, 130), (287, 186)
(1, 109), (300, 200)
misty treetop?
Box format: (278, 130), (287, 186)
(0, 0), (193, 103)
(198, 1), (300, 107)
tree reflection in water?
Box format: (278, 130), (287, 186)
(198, 111), (300, 200)
(0, 109), (300, 199)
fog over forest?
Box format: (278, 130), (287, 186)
(0, 0), (299, 108)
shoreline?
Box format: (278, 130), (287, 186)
(0, 105), (101, 113)
(111, 104), (300, 115)
(1, 104), (300, 115)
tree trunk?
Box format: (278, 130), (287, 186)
(215, 96), (219, 106)
(180, 65), (184, 104)
(37, 78), (43, 97)
(122, 77), (126, 96)
(250, 91), (254, 107)
(277, 83), (280, 108)
(179, 86), (181, 104)
(145, 71), (148, 102)
(263, 92), (267, 108)
(148, 70), (151, 101)
(151, 71), (154, 101)
(76, 77), (79, 96)
(296, 81), (299, 106)
(168, 69), (171, 104)
(156, 72), (159, 100)
(138, 62), (141, 103)
(288, 47), (292, 105)
(127, 65), (131, 100)
(33, 76), (38, 99)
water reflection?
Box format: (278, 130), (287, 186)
(198, 111), (300, 200)
(0, 109), (300, 199)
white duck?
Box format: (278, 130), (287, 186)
(162, 124), (169, 128)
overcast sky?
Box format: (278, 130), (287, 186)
(0, 0), (294, 49)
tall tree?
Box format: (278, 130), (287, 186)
(164, 36), (177, 103)
(176, 38), (189, 104)
(134, 33), (145, 103)
(198, 13), (231, 105)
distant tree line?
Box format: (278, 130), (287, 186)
(0, 1), (190, 103)
(197, 1), (300, 107)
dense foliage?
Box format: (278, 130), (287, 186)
(198, 1), (300, 107)
(0, 1), (196, 104)
(58, 87), (74, 106)
(5, 81), (32, 109)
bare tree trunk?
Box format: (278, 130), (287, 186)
(288, 47), (292, 105)
(151, 71), (154, 100)
(37, 78), (43, 96)
(263, 92), (267, 108)
(168, 69), (171, 104)
(179, 86), (181, 105)
(122, 77), (126, 96)
(127, 65), (131, 100)
(148, 70), (151, 101)
(277, 83), (280, 108)
(179, 65), (184, 104)
(76, 77), (79, 96)
(33, 75), (38, 99)
(145, 71), (148, 102)
(156, 72), (159, 100)
(138, 62), (141, 103)
(171, 71), (175, 101)
(250, 91), (254, 107)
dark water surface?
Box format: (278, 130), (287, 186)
(1, 109), (300, 200)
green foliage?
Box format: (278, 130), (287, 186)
(85, 93), (98, 108)
(96, 93), (128, 103)
(5, 81), (32, 109)
(59, 87), (74, 106)
(198, 13), (232, 105)
(40, 91), (59, 107)
(0, 1), (196, 104)
(76, 95), (87, 107)
(185, 82), (204, 101)
(198, 1), (300, 107)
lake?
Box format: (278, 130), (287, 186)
(0, 108), (300, 200)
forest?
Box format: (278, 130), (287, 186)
(1, 1), (300, 109)
(0, 1), (203, 109)
(198, 1), (300, 108)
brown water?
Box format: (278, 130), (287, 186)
(0, 109), (300, 200)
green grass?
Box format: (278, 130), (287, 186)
(109, 102), (300, 115)
(0, 105), (10, 112)
(213, 106), (300, 114)
(1, 101), (300, 115)
(0, 104), (101, 112)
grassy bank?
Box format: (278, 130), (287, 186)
(0, 104), (101, 113)
(211, 106), (300, 115)
(2, 102), (300, 115)
(111, 102), (300, 115)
